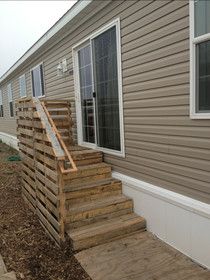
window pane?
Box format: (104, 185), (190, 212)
(7, 84), (12, 102)
(196, 40), (210, 112)
(93, 26), (121, 151)
(9, 101), (14, 117)
(32, 65), (44, 97)
(78, 44), (95, 143)
(0, 105), (3, 118)
(0, 90), (2, 105)
(195, 0), (210, 37)
(19, 75), (26, 97)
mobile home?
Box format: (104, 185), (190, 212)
(1, 0), (210, 269)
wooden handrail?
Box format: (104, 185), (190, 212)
(41, 101), (77, 173)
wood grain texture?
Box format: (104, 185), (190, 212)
(76, 232), (210, 280)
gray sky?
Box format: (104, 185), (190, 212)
(0, 1), (76, 77)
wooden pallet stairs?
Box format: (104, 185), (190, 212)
(44, 100), (147, 252)
(61, 145), (146, 251)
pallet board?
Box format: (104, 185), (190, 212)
(16, 97), (74, 244)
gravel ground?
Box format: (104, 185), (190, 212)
(0, 142), (91, 280)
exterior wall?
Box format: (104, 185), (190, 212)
(1, 0), (210, 204)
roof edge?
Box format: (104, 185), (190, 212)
(0, 0), (92, 84)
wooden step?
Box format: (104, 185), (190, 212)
(64, 178), (122, 204)
(66, 149), (103, 166)
(63, 163), (112, 184)
(68, 213), (146, 251)
(66, 195), (133, 228)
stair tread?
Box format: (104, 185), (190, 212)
(64, 178), (121, 192)
(67, 145), (90, 151)
(48, 108), (68, 112)
(70, 149), (102, 156)
(68, 213), (145, 240)
(68, 195), (132, 213)
(74, 162), (110, 172)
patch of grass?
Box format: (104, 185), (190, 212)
(8, 155), (21, 162)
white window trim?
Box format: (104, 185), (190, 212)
(19, 74), (27, 98)
(190, 0), (210, 119)
(72, 18), (125, 157)
(30, 62), (46, 98)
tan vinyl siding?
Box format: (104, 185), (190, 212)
(1, 0), (210, 203)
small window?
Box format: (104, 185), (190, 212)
(19, 74), (26, 98)
(190, 0), (210, 118)
(0, 89), (3, 118)
(7, 84), (14, 117)
(31, 64), (45, 97)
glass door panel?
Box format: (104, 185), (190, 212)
(78, 44), (95, 143)
(92, 26), (121, 151)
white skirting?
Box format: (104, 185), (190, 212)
(113, 171), (210, 269)
(0, 132), (19, 150)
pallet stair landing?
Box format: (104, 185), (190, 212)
(17, 98), (146, 252)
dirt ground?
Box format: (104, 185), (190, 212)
(0, 142), (91, 280)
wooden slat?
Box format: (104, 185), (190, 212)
(36, 161), (57, 181)
(22, 163), (35, 179)
(36, 179), (58, 205)
(17, 111), (34, 119)
(34, 132), (50, 142)
(34, 142), (55, 156)
(22, 179), (36, 198)
(22, 171), (36, 190)
(36, 200), (60, 231)
(20, 151), (34, 167)
(35, 170), (59, 195)
(17, 119), (33, 127)
(18, 127), (33, 136)
(36, 208), (60, 244)
(19, 136), (34, 148)
(36, 189), (59, 219)
(22, 187), (36, 209)
(19, 143), (34, 156)
(35, 151), (57, 169)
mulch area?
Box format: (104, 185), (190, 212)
(0, 142), (91, 280)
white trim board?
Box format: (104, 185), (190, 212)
(113, 171), (210, 269)
(0, 132), (19, 150)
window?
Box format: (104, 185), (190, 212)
(0, 90), (3, 118)
(31, 64), (45, 97)
(7, 84), (14, 117)
(190, 0), (210, 118)
(19, 74), (26, 98)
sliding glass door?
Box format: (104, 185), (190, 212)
(92, 26), (120, 151)
(76, 21), (123, 154)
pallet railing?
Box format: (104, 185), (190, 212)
(41, 101), (77, 173)
(16, 97), (77, 244)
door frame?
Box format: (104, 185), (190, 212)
(72, 18), (125, 157)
